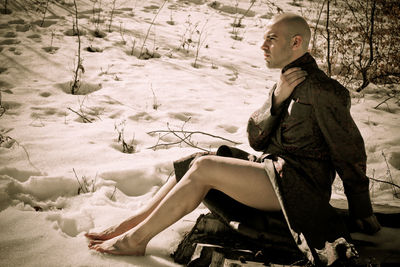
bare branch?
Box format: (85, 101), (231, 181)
(166, 123), (209, 152)
(139, 0), (167, 58)
(73, 168), (87, 194)
(0, 91), (5, 117)
(67, 107), (93, 123)
(147, 129), (241, 145)
(72, 0), (83, 94)
(369, 177), (400, 191)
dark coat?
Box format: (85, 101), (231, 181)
(247, 53), (373, 265)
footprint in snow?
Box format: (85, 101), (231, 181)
(58, 81), (102, 95)
(27, 33), (41, 41)
(0, 38), (20, 45)
(30, 106), (65, 118)
(3, 31), (16, 38)
(1, 100), (22, 115)
(8, 19), (25, 25)
(39, 91), (51, 97)
(389, 151), (400, 170)
(218, 124), (239, 134)
(168, 111), (197, 122)
(32, 20), (57, 28)
(129, 111), (155, 122)
(16, 24), (30, 32)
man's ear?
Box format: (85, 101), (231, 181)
(292, 35), (303, 50)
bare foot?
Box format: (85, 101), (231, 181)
(88, 232), (147, 256)
(85, 225), (125, 241)
(85, 213), (150, 241)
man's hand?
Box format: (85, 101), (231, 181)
(273, 67), (307, 107)
(355, 214), (381, 235)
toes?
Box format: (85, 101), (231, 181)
(85, 232), (99, 239)
(88, 240), (103, 247)
(94, 245), (104, 252)
(85, 232), (110, 240)
(93, 245), (117, 255)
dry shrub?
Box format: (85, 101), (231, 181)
(307, 0), (400, 91)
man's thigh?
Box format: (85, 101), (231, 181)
(194, 155), (281, 212)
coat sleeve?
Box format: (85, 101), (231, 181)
(247, 84), (285, 151)
(313, 82), (373, 219)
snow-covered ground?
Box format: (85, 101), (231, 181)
(1, 0), (399, 266)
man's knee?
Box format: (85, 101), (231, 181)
(190, 155), (220, 182)
(192, 155), (217, 171)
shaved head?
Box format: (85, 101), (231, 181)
(270, 13), (311, 51)
(261, 13), (311, 69)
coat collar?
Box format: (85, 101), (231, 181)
(281, 52), (318, 73)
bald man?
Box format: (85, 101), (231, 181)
(248, 13), (381, 264)
(86, 13), (380, 266)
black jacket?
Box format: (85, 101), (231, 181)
(247, 53), (373, 265)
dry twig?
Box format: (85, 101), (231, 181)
(381, 151), (399, 198)
(374, 90), (399, 111)
(114, 120), (136, 153)
(67, 107), (93, 123)
(0, 91), (5, 117)
(110, 185), (117, 200)
(139, 0), (167, 59)
(369, 177), (400, 191)
(73, 168), (97, 194)
(147, 120), (241, 152)
(71, 0), (84, 94)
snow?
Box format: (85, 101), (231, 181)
(0, 0), (399, 266)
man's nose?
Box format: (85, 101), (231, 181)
(261, 40), (268, 50)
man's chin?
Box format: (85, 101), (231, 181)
(265, 62), (279, 69)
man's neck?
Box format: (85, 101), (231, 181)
(281, 52), (309, 72)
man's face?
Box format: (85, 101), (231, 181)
(261, 21), (293, 69)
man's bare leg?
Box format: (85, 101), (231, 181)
(89, 155), (280, 255)
(85, 176), (177, 240)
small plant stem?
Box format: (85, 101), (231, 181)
(237, 0), (255, 27)
(310, 0), (326, 55)
(0, 91), (5, 117)
(73, 168), (87, 194)
(325, 0), (331, 77)
(91, 172), (98, 192)
(40, 0), (50, 27)
(110, 185), (117, 200)
(131, 38), (136, 56)
(67, 107), (92, 123)
(50, 31), (54, 48)
(150, 83), (159, 110)
(193, 19), (208, 68)
(13, 139), (41, 173)
(119, 22), (125, 43)
(357, 0), (377, 92)
(139, 0), (167, 58)
(108, 0), (117, 32)
(72, 0), (82, 95)
(382, 151), (398, 197)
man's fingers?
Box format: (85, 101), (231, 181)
(284, 70), (307, 83)
(274, 68), (307, 105)
(282, 67), (302, 75)
(282, 71), (307, 88)
(291, 76), (306, 88)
